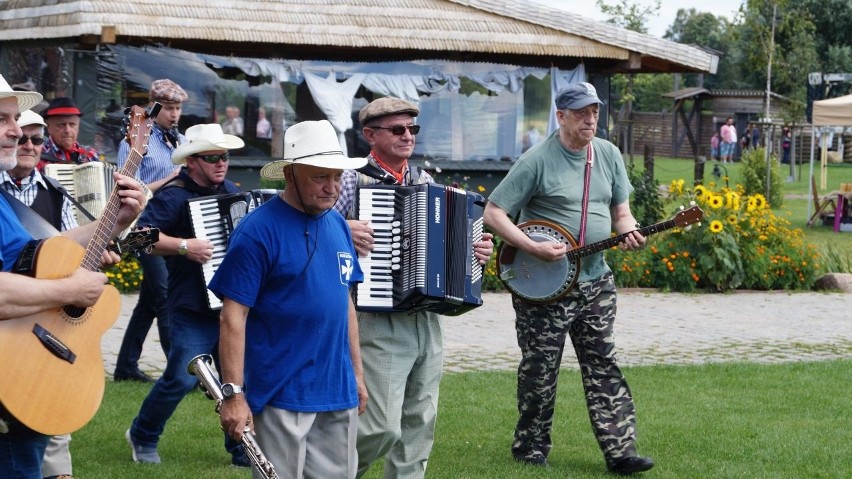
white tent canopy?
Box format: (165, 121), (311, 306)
(807, 94), (852, 222)
(812, 94), (852, 126)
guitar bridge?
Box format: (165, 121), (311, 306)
(32, 323), (76, 364)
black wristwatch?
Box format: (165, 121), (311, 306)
(221, 383), (244, 400)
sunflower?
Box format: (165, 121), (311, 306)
(709, 220), (724, 233)
(708, 195), (724, 209)
(693, 184), (707, 199)
(726, 214), (738, 225)
(752, 194), (767, 209)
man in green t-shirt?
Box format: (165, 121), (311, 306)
(483, 82), (654, 475)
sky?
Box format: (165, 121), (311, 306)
(529, 0), (745, 38)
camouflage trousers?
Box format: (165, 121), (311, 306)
(511, 272), (638, 465)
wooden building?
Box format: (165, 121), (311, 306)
(0, 0), (718, 189)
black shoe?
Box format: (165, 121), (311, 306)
(607, 456), (655, 475)
(114, 369), (155, 383)
(513, 451), (548, 467)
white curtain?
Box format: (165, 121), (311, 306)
(547, 65), (586, 135)
(303, 71), (365, 154)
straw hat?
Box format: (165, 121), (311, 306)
(0, 74), (43, 114)
(172, 124), (244, 164)
(260, 120), (367, 180)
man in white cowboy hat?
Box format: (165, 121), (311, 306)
(0, 73), (147, 478)
(0, 108), (79, 479)
(125, 123), (251, 467)
(211, 119), (369, 478)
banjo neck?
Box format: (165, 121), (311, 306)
(566, 218), (678, 260)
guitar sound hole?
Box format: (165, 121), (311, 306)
(63, 305), (86, 319)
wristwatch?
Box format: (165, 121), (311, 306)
(177, 239), (188, 256)
(221, 383), (243, 400)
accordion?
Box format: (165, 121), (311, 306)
(43, 162), (116, 225)
(187, 190), (279, 309)
(354, 183), (485, 316)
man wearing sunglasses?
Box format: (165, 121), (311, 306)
(1, 109), (77, 232)
(125, 123), (249, 468)
(333, 97), (493, 478)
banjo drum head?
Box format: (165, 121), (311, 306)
(498, 221), (579, 304)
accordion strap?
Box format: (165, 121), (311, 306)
(43, 175), (96, 222)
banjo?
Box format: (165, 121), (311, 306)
(497, 205), (704, 304)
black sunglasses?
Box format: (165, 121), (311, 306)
(370, 124), (420, 136)
(192, 153), (229, 164)
(17, 135), (45, 146)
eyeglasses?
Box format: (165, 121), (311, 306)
(369, 125), (421, 136)
(192, 153), (229, 164)
(17, 135), (45, 146)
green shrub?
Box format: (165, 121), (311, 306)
(608, 181), (822, 291)
(739, 147), (784, 208)
(105, 253), (143, 293)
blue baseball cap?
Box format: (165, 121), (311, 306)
(555, 82), (605, 110)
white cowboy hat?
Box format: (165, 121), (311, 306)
(17, 109), (46, 128)
(172, 123), (244, 164)
(260, 120), (367, 180)
(0, 74), (43, 114)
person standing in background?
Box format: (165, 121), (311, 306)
(255, 108), (272, 139)
(113, 79), (187, 383)
(710, 131), (720, 161)
(719, 117), (736, 164)
(221, 106), (244, 137)
(39, 97), (99, 171)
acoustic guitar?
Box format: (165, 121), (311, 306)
(497, 205), (704, 304)
(0, 104), (157, 435)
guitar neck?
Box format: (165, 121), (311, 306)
(80, 117), (148, 271)
(566, 218), (677, 261)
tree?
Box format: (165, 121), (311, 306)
(664, 9), (735, 91)
(596, 0), (661, 34)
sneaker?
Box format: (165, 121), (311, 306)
(126, 429), (161, 464)
(513, 450), (548, 467)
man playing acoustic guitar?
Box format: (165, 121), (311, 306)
(0, 74), (147, 479)
(483, 82), (654, 475)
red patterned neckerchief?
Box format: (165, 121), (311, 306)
(370, 150), (407, 185)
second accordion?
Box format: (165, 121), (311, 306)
(354, 183), (485, 316)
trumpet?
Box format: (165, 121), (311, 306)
(187, 354), (279, 479)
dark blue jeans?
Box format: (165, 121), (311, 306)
(114, 253), (170, 376)
(0, 419), (50, 479)
(129, 308), (241, 458)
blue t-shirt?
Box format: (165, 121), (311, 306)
(209, 196), (363, 414)
(0, 196), (32, 271)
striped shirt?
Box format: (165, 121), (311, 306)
(0, 170), (79, 231)
(118, 124), (183, 185)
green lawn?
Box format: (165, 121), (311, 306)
(72, 360), (851, 478)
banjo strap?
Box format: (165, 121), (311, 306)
(577, 142), (594, 247)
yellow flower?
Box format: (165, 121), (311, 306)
(726, 214), (738, 225)
(477, 185), (486, 193)
(708, 195), (724, 209)
(752, 194), (767, 209)
(709, 220), (724, 233)
(693, 184), (707, 199)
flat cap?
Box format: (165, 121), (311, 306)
(555, 82), (605, 111)
(149, 79), (188, 103)
(359, 97), (419, 126)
